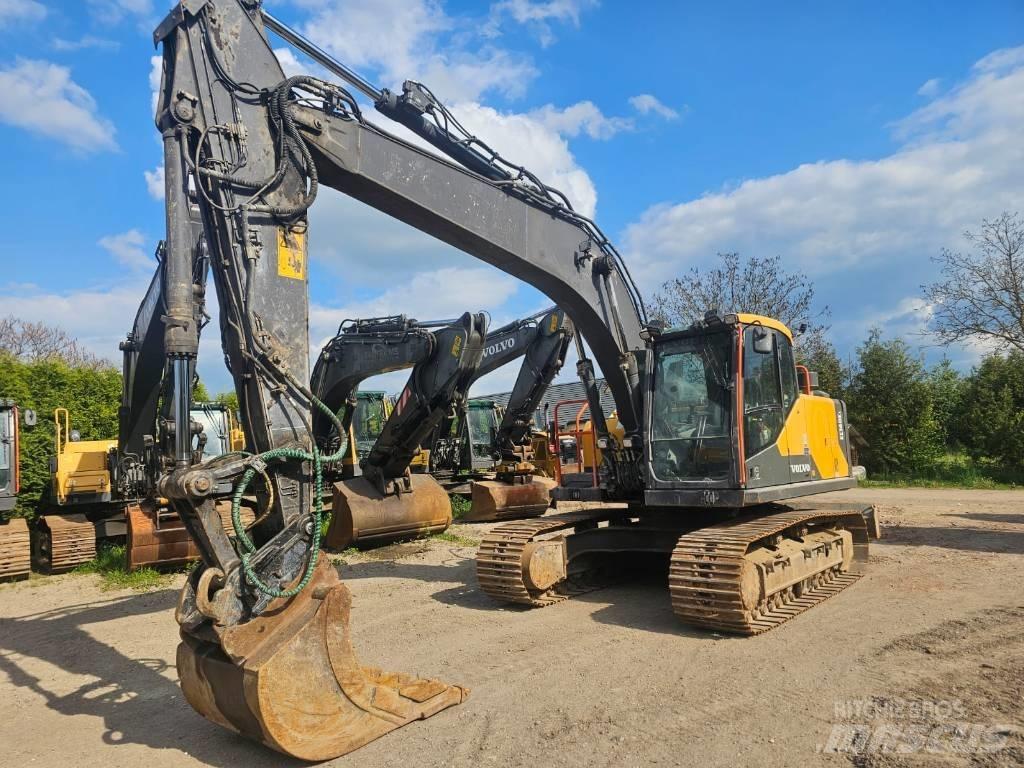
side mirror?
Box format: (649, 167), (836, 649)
(752, 329), (773, 355)
(22, 409), (37, 427)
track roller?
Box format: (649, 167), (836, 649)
(669, 506), (870, 634)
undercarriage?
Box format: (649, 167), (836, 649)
(478, 504), (873, 634)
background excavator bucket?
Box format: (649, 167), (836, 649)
(466, 477), (555, 522)
(127, 499), (256, 571)
(177, 559), (467, 760)
(325, 474), (452, 549)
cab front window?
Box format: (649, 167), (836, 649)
(650, 332), (733, 481)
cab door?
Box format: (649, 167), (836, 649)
(777, 333), (812, 480)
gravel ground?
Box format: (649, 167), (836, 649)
(0, 487), (1021, 767)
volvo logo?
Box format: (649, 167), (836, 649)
(483, 337), (516, 358)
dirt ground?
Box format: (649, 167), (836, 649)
(1, 487), (1022, 768)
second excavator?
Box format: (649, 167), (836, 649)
(310, 313), (486, 548)
(429, 306), (573, 520)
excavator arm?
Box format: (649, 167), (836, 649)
(313, 312), (487, 549)
(491, 308), (573, 458)
(310, 315), (437, 457)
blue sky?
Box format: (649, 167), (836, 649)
(1, 0), (1022, 396)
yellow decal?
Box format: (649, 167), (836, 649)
(277, 228), (307, 280)
(451, 335), (463, 357)
(549, 313), (559, 333)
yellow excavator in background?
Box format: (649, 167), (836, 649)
(33, 405), (255, 573)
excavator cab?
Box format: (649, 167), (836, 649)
(645, 313), (855, 506)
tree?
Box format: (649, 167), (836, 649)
(215, 391), (240, 412)
(0, 354), (122, 518)
(651, 251), (832, 359)
(923, 212), (1024, 353)
(954, 351), (1024, 469)
(799, 337), (846, 398)
(845, 330), (943, 474)
(0, 316), (108, 370)
(927, 359), (965, 449)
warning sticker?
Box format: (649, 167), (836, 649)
(277, 228), (306, 280)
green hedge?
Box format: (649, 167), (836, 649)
(0, 354), (121, 519)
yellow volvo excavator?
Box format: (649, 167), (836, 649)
(127, 3), (874, 759)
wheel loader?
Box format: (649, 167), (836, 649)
(121, 2), (876, 759)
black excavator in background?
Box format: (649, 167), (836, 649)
(134, 1), (874, 759)
(0, 400), (33, 580)
(428, 306), (573, 519)
(309, 313), (486, 548)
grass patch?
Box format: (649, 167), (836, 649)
(73, 544), (170, 591)
(430, 530), (480, 547)
(449, 495), (471, 520)
(861, 454), (1023, 490)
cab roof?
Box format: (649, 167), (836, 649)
(660, 312), (793, 341)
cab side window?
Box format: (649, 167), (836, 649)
(777, 332), (799, 411)
(743, 327), (784, 458)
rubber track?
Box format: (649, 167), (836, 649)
(669, 507), (869, 635)
(476, 510), (617, 606)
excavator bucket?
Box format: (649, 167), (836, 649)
(177, 559), (467, 760)
(127, 499), (256, 571)
(465, 476), (555, 522)
(325, 474), (452, 549)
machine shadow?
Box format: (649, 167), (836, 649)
(943, 512), (1024, 526)
(883, 524), (1024, 555)
(0, 589), (301, 768)
(334, 556), (510, 612)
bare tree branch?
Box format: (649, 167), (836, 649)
(923, 212), (1024, 354)
(0, 316), (110, 370)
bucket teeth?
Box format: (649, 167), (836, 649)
(177, 560), (466, 760)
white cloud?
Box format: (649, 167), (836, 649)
(99, 229), (152, 271)
(623, 46), (1024, 290)
(0, 58), (117, 153)
(0, 0), (46, 27)
(485, 0), (596, 46)
(309, 266), (519, 345)
(529, 100), (633, 140)
(0, 280), (147, 366)
(52, 36), (120, 52)
(144, 165), (164, 200)
(149, 54), (161, 114)
(453, 101), (598, 216)
(628, 93), (680, 120)
(292, 0), (537, 102)
(916, 77), (941, 97)
(86, 0), (153, 23)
